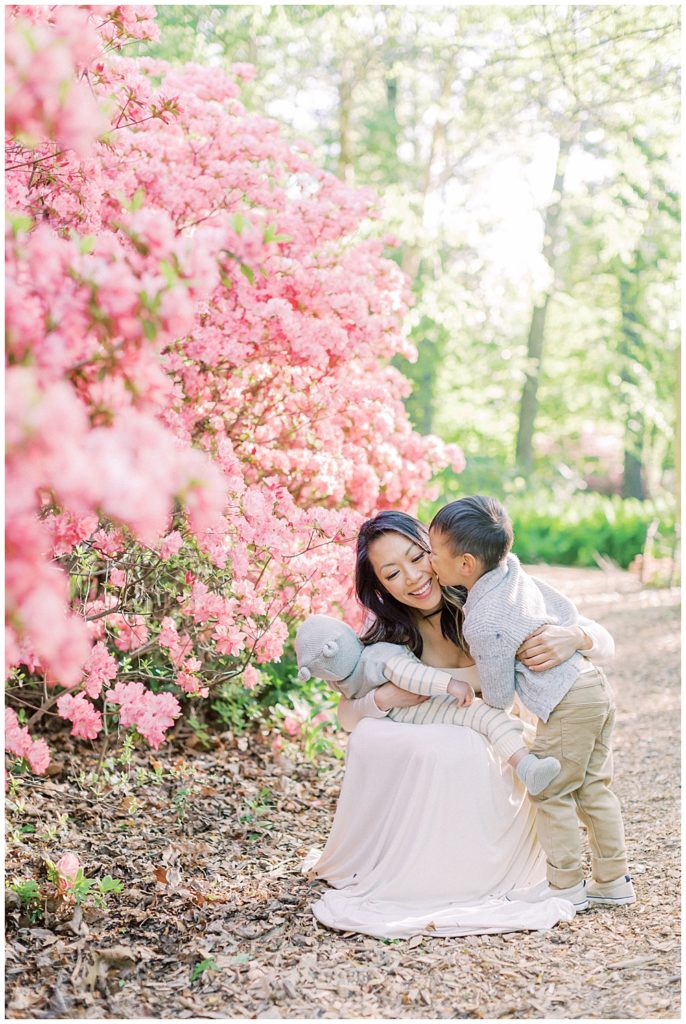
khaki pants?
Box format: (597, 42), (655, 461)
(530, 669), (629, 888)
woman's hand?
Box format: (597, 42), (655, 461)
(516, 624), (590, 672)
(373, 682), (430, 712)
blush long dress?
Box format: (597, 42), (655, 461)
(305, 619), (614, 939)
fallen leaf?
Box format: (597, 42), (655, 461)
(609, 954), (659, 970)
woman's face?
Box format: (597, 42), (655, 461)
(367, 531), (442, 615)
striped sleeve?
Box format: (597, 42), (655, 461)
(384, 654), (452, 695)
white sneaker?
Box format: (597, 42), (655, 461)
(506, 879), (589, 911)
(586, 874), (636, 906)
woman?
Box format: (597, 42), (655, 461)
(306, 511), (614, 938)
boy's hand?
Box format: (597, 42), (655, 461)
(447, 678), (475, 707)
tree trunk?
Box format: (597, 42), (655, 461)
(515, 137), (571, 471)
(675, 343), (681, 516)
(386, 74), (400, 174)
(618, 264), (646, 499)
(338, 59), (355, 183)
(401, 64), (453, 282)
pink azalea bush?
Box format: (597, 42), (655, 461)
(5, 5), (464, 773)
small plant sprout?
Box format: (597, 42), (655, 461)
(191, 957), (218, 983)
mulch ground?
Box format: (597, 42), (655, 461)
(5, 566), (681, 1020)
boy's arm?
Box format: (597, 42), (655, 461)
(383, 653), (453, 696)
(461, 616), (517, 709)
(473, 655), (517, 709)
(463, 623), (517, 708)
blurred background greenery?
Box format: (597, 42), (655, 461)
(135, 5), (680, 575)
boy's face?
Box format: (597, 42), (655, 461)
(428, 528), (474, 588)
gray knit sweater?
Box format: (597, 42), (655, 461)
(462, 554), (584, 722)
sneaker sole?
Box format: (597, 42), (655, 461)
(587, 894), (636, 906)
(505, 892), (589, 909)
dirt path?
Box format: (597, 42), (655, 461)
(5, 567), (680, 1019)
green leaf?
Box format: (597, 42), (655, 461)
(78, 235), (97, 254)
(159, 259), (177, 288)
(131, 188), (145, 212)
(239, 263), (254, 285)
(263, 223), (291, 245)
(142, 319), (157, 341)
(233, 212), (246, 235)
(98, 875), (124, 894)
(43, 858), (58, 885)
(229, 953), (250, 964)
(191, 957), (218, 982)
(10, 879), (41, 904)
(10, 214), (33, 236)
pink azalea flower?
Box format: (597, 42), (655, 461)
(158, 531), (183, 561)
(56, 693), (102, 740)
(242, 664), (261, 690)
(283, 716), (301, 737)
(108, 568), (127, 588)
(55, 852), (80, 888)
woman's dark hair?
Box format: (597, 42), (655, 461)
(355, 510), (466, 658)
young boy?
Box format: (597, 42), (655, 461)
(429, 495), (635, 911)
(294, 613), (562, 795)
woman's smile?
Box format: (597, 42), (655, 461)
(407, 577), (434, 600)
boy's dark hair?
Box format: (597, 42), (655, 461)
(430, 496), (513, 571)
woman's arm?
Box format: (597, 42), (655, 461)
(337, 684), (429, 732)
(576, 615), (615, 662)
(337, 691), (389, 732)
(516, 616), (614, 672)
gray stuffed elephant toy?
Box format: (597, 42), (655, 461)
(294, 614), (407, 700)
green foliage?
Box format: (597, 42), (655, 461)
(239, 786), (274, 842)
(8, 879), (42, 923)
(191, 957), (218, 983)
(210, 679), (264, 734)
(9, 879), (41, 904)
(508, 494), (675, 569)
(98, 875), (125, 895)
(70, 868), (126, 907)
(423, 458), (676, 570)
(204, 652), (344, 755)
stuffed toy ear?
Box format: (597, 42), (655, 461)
(297, 667), (311, 681)
(322, 640), (338, 657)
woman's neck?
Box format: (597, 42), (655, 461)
(413, 608), (474, 668)
(421, 607), (442, 619)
